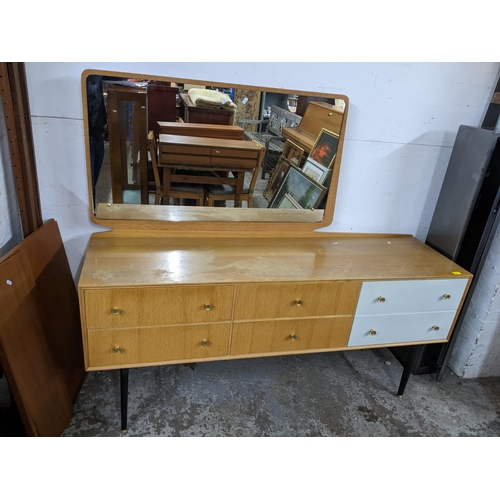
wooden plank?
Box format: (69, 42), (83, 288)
(0, 251), (73, 436)
(0, 219), (86, 403)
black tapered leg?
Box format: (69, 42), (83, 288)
(120, 368), (129, 433)
(397, 345), (423, 397)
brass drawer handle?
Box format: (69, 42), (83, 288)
(111, 307), (120, 315)
(295, 299), (303, 307)
(377, 296), (386, 303)
(369, 329), (377, 336)
(290, 334), (297, 341)
(201, 339), (210, 347)
(113, 346), (122, 354)
(443, 294), (451, 300)
(431, 325), (440, 331)
(204, 303), (212, 311)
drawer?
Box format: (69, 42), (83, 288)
(233, 281), (360, 320)
(162, 153), (211, 165)
(161, 144), (212, 156)
(210, 156), (259, 168)
(347, 310), (457, 347)
(88, 323), (231, 368)
(231, 317), (352, 356)
(211, 148), (259, 159)
(354, 279), (468, 315)
(84, 285), (234, 329)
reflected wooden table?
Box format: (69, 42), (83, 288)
(158, 134), (265, 207)
(158, 122), (245, 140)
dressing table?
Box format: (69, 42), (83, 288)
(79, 69), (472, 432)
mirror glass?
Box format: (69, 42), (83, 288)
(83, 70), (348, 227)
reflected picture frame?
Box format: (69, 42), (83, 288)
(278, 193), (302, 209)
(282, 139), (305, 167)
(264, 157), (292, 202)
(307, 128), (339, 171)
(302, 159), (328, 184)
(269, 166), (327, 210)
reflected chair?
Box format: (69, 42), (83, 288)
(239, 105), (302, 179)
(147, 131), (205, 206)
(205, 148), (266, 208)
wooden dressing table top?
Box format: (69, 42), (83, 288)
(79, 232), (471, 288)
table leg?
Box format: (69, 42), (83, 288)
(234, 172), (245, 207)
(120, 368), (129, 433)
(397, 345), (423, 397)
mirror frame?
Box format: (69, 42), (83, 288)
(82, 69), (349, 233)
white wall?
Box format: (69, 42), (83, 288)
(22, 62), (500, 377)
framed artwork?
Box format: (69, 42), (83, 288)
(269, 166), (327, 210)
(307, 128), (339, 170)
(278, 193), (302, 209)
(282, 139), (305, 167)
(263, 157), (291, 202)
(302, 159), (328, 184)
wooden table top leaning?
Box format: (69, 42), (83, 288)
(158, 134), (265, 207)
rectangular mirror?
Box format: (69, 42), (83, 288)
(82, 69), (348, 232)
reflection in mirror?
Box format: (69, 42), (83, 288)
(83, 70), (347, 225)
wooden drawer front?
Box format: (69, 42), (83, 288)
(231, 317), (352, 356)
(84, 285), (234, 329)
(211, 148), (258, 159)
(347, 311), (457, 347)
(88, 324), (231, 368)
(162, 153), (210, 165)
(211, 156), (258, 168)
(233, 281), (360, 320)
(161, 144), (212, 156)
(354, 279), (468, 315)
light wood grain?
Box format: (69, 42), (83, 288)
(84, 285), (234, 329)
(234, 281), (360, 320)
(230, 317), (352, 355)
(88, 323), (231, 368)
(96, 204), (324, 223)
(78, 233), (472, 289)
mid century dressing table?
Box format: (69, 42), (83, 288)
(79, 70), (472, 432)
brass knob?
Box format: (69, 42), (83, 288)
(111, 307), (120, 315)
(295, 299), (303, 307)
(201, 340), (210, 347)
(204, 303), (212, 311)
(443, 294), (451, 300)
(290, 334), (297, 341)
(377, 296), (386, 303)
(369, 329), (377, 336)
(431, 325), (440, 331)
(113, 347), (122, 354)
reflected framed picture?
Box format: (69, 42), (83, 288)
(263, 157), (291, 202)
(302, 159), (328, 184)
(278, 193), (302, 209)
(282, 139), (305, 167)
(307, 128), (339, 170)
(269, 166), (327, 209)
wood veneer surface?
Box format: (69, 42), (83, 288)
(79, 233), (472, 289)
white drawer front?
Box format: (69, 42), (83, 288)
(354, 279), (468, 315)
(347, 311), (457, 347)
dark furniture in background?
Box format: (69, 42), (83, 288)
(179, 93), (235, 125)
(391, 125), (500, 379)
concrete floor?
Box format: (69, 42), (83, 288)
(56, 348), (500, 437)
